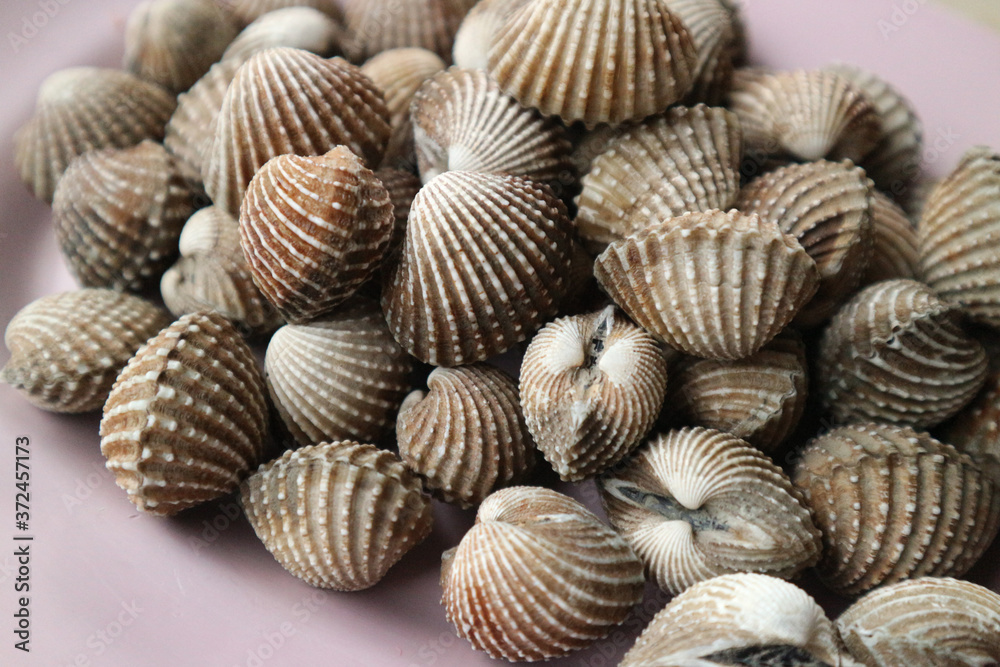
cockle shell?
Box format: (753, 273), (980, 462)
(861, 191), (919, 286)
(100, 311), (270, 515)
(265, 299), (412, 447)
(487, 0), (698, 128)
(160, 206), (283, 336)
(667, 329), (808, 452)
(941, 370), (1000, 471)
(619, 573), (850, 667)
(737, 159), (875, 327)
(519, 306), (669, 481)
(575, 104), (742, 252)
(221, 7), (347, 64)
(837, 577), (1000, 666)
(410, 67), (573, 186)
(440, 486), (644, 661)
(397, 364), (535, 507)
(792, 423), (1000, 596)
(14, 67), (177, 202)
(382, 170), (575, 366)
(53, 140), (196, 292)
(452, 0), (530, 70)
(204, 47), (390, 216)
(223, 0), (345, 28)
(594, 209), (820, 360)
(239, 146), (395, 323)
(241, 441), (434, 591)
(124, 0), (237, 94)
(1, 290), (171, 413)
(663, 0), (742, 105)
(817, 279), (988, 429)
(344, 0), (477, 62)
(918, 146), (1000, 328)
(600, 427), (821, 595)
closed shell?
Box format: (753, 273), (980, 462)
(440, 486), (645, 661)
(221, 7), (347, 64)
(100, 311), (270, 515)
(224, 0), (345, 28)
(345, 0), (477, 62)
(861, 191), (920, 286)
(241, 441), (433, 591)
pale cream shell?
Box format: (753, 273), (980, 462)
(221, 6), (347, 64)
(452, 0), (531, 70)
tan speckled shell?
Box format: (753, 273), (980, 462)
(837, 577), (1000, 666)
(664, 0), (741, 105)
(100, 311), (269, 515)
(265, 299), (412, 447)
(221, 7), (347, 64)
(345, 0), (476, 62)
(817, 279), (988, 429)
(1, 290), (171, 413)
(241, 441), (433, 590)
(397, 364), (535, 507)
(575, 104), (742, 252)
(792, 423), (1000, 596)
(519, 307), (669, 481)
(440, 486), (645, 661)
(204, 47), (390, 216)
(594, 209), (820, 360)
(488, 0), (698, 128)
(14, 67), (177, 202)
(600, 427), (821, 595)
(861, 191), (920, 286)
(53, 141), (196, 292)
(224, 0), (345, 28)
(382, 171), (575, 366)
(452, 0), (530, 70)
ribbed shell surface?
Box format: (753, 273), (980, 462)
(376, 167), (422, 255)
(862, 191), (920, 286)
(663, 0), (741, 104)
(344, 0), (477, 61)
(221, 7), (347, 64)
(100, 311), (270, 515)
(224, 0), (345, 28)
(242, 441), (433, 591)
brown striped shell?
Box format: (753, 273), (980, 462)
(452, 0), (531, 70)
(53, 141), (196, 292)
(594, 209), (820, 360)
(241, 441), (433, 591)
(837, 577), (1000, 666)
(239, 146), (394, 323)
(440, 486), (645, 661)
(519, 306), (669, 481)
(1, 290), (171, 413)
(14, 67), (177, 202)
(100, 311), (270, 515)
(397, 364), (535, 507)
(203, 47), (390, 216)
(344, 0), (477, 62)
(792, 423), (1000, 596)
(817, 279), (988, 429)
(861, 191), (920, 286)
(224, 0), (345, 28)
(600, 427), (821, 595)
(411, 67), (573, 186)
(664, 0), (742, 105)
(918, 146), (1000, 328)
(737, 159), (875, 327)
(382, 171), (575, 366)
(221, 6), (347, 64)
(487, 0), (698, 128)
(575, 105), (742, 252)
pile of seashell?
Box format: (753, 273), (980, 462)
(4, 0), (1000, 663)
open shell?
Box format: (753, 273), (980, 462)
(344, 0), (476, 61)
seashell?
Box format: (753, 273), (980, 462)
(223, 0), (345, 28)
(265, 299), (412, 446)
(575, 104), (742, 252)
(861, 191), (920, 286)
(941, 370), (1000, 472)
(241, 441), (433, 590)
(397, 364), (535, 507)
(663, 0), (741, 105)
(344, 0), (477, 62)
(600, 427), (821, 595)
(837, 577), (1000, 666)
(124, 0), (238, 94)
(440, 486), (644, 661)
(204, 47), (391, 216)
(619, 573), (849, 667)
(240, 146), (394, 323)
(382, 170), (575, 366)
(817, 279), (988, 429)
(519, 306), (669, 481)
(221, 7), (347, 64)
(667, 329), (808, 452)
(488, 0), (698, 128)
(14, 67), (177, 202)
(568, 123), (628, 180)
(793, 424), (1000, 597)
(727, 69), (882, 164)
(411, 67), (573, 186)
(900, 176), (939, 222)
(160, 206), (283, 336)
(737, 159), (875, 327)
(53, 141), (196, 292)
(375, 167), (422, 256)
(594, 209), (820, 360)
(1, 290), (171, 413)
(918, 146), (1000, 328)
(452, 0), (531, 70)
(100, 311), (270, 515)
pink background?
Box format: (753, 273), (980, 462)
(1, 1), (999, 665)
